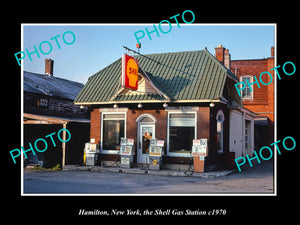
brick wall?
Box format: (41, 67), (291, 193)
(90, 106), (101, 145)
(231, 59), (269, 104)
(89, 107), (168, 150)
(89, 106), (213, 164)
(197, 107), (210, 140)
(231, 56), (275, 143)
(231, 58), (274, 120)
(266, 57), (275, 123)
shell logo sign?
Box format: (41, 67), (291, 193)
(122, 54), (139, 90)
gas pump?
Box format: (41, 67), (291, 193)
(192, 139), (207, 172)
(149, 139), (164, 170)
(84, 143), (100, 166)
(120, 138), (134, 168)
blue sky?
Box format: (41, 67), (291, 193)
(23, 24), (275, 84)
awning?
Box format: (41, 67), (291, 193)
(23, 113), (90, 124)
(23, 113), (89, 168)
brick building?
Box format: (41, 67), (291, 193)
(228, 46), (275, 148)
(75, 48), (255, 171)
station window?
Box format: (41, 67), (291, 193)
(102, 113), (125, 151)
(168, 112), (196, 153)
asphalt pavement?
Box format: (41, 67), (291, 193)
(23, 160), (274, 194)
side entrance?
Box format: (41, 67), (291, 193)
(136, 114), (156, 164)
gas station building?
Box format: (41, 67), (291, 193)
(74, 47), (256, 172)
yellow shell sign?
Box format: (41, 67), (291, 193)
(122, 54), (139, 90)
(152, 160), (158, 165)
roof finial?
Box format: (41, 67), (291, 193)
(136, 43), (141, 53)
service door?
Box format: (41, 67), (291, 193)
(137, 124), (155, 164)
(229, 111), (243, 158)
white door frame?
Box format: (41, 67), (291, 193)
(137, 124), (155, 164)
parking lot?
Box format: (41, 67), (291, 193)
(23, 160), (274, 194)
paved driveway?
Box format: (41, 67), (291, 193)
(23, 160), (274, 194)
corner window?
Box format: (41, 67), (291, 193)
(240, 76), (253, 100)
(168, 112), (196, 153)
(102, 113), (125, 151)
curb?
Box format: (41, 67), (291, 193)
(63, 165), (235, 178)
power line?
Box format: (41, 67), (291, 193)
(123, 46), (195, 77)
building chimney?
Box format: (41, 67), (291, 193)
(224, 48), (231, 70)
(45, 59), (54, 76)
(215, 45), (231, 70)
(271, 46), (274, 57)
(215, 44), (225, 64)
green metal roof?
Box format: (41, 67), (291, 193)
(75, 49), (236, 104)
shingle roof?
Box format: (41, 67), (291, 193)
(75, 49), (236, 104)
(24, 71), (84, 100)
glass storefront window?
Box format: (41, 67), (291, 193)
(102, 114), (125, 150)
(169, 113), (196, 153)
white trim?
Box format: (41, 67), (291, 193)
(99, 107), (128, 112)
(136, 114), (156, 162)
(240, 75), (254, 100)
(100, 111), (127, 154)
(167, 111), (197, 157)
(165, 106), (199, 111)
(137, 124), (155, 163)
(216, 109), (225, 121)
(136, 113), (157, 122)
(137, 72), (170, 100)
(74, 99), (222, 105)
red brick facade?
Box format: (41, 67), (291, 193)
(86, 45), (274, 170)
(214, 45), (274, 150)
(214, 46), (274, 128)
(89, 104), (230, 169)
(230, 48), (274, 144)
(90, 106), (101, 144)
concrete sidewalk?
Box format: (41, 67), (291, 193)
(63, 165), (236, 178)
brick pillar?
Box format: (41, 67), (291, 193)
(90, 107), (101, 145)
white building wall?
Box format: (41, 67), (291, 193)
(245, 114), (255, 156)
(229, 109), (256, 158)
(229, 110), (244, 158)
